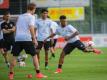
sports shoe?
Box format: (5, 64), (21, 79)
(45, 66), (49, 70)
(7, 62), (10, 68)
(54, 68), (62, 73)
(93, 48), (102, 54)
(8, 73), (14, 80)
(36, 73), (47, 78)
(5, 62), (10, 68)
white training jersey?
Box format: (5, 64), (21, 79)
(51, 21), (59, 39)
(55, 24), (79, 43)
(15, 13), (35, 41)
(35, 18), (53, 41)
(0, 21), (4, 40)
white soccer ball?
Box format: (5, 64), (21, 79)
(19, 61), (26, 67)
(87, 41), (95, 46)
(22, 54), (28, 58)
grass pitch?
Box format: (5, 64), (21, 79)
(0, 47), (107, 80)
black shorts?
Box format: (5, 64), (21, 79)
(11, 41), (36, 56)
(3, 39), (15, 51)
(63, 40), (85, 55)
(50, 39), (57, 48)
(36, 41), (50, 50)
(0, 39), (3, 48)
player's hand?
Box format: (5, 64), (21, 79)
(32, 39), (38, 47)
(35, 40), (38, 47)
(44, 39), (47, 43)
(64, 36), (71, 41)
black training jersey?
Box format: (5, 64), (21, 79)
(1, 21), (15, 40)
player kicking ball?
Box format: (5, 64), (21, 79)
(44, 15), (102, 74)
(84, 40), (102, 54)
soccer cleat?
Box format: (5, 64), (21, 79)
(54, 68), (62, 73)
(93, 48), (102, 54)
(36, 73), (47, 78)
(45, 66), (49, 70)
(6, 62), (10, 68)
(8, 73), (14, 80)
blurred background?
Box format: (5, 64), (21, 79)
(0, 0), (107, 47)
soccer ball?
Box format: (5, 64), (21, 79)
(19, 61), (26, 67)
(87, 41), (95, 47)
(22, 54), (28, 58)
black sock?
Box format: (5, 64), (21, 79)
(10, 72), (13, 74)
(52, 53), (55, 57)
(5, 61), (8, 63)
(36, 70), (40, 73)
(45, 62), (48, 67)
(58, 64), (62, 69)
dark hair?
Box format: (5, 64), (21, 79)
(41, 9), (48, 13)
(27, 3), (36, 11)
(59, 15), (66, 19)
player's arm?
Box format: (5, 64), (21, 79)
(8, 22), (16, 32)
(29, 26), (38, 47)
(29, 26), (36, 42)
(65, 31), (79, 41)
(2, 29), (11, 33)
(1, 23), (10, 33)
(44, 33), (56, 42)
(29, 16), (38, 46)
(8, 27), (16, 32)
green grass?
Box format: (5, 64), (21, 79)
(0, 48), (107, 80)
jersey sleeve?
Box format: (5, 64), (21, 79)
(68, 25), (77, 33)
(28, 16), (35, 27)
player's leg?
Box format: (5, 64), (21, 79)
(50, 39), (57, 59)
(55, 43), (75, 73)
(44, 41), (50, 69)
(8, 42), (22, 79)
(76, 40), (101, 54)
(24, 41), (47, 78)
(2, 41), (11, 67)
(36, 41), (43, 64)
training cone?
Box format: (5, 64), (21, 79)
(27, 74), (32, 78)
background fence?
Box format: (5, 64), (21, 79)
(0, 0), (107, 34)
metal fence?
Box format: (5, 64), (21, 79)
(0, 0), (107, 34)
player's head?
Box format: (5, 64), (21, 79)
(3, 11), (10, 21)
(41, 9), (48, 19)
(27, 3), (36, 15)
(59, 15), (67, 27)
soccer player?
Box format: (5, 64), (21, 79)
(44, 15), (101, 73)
(35, 9), (53, 69)
(1, 12), (15, 67)
(8, 3), (47, 79)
